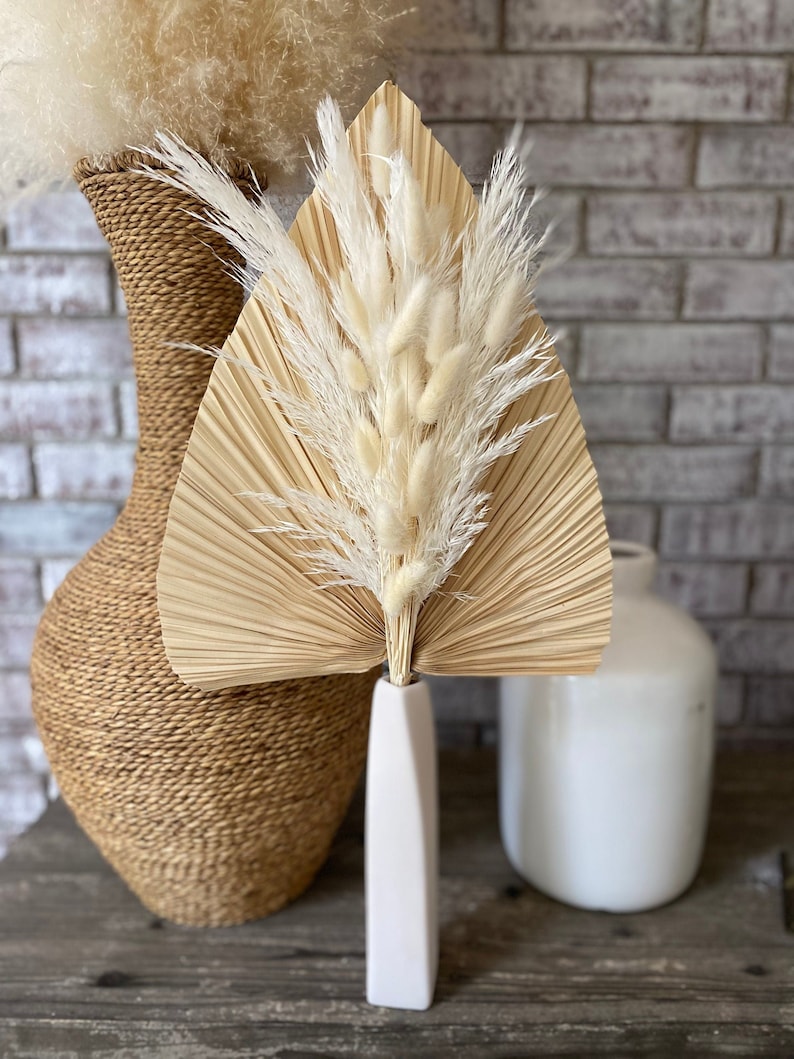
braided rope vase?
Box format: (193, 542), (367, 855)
(29, 153), (376, 927)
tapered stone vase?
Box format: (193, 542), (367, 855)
(30, 153), (376, 927)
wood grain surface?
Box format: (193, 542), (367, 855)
(0, 749), (792, 1057)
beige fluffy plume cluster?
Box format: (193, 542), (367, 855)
(0, 0), (403, 202)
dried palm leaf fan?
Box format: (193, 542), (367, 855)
(152, 82), (612, 1006)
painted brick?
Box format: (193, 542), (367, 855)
(119, 380), (138, 439)
(586, 193), (776, 257)
(572, 383), (667, 441)
(16, 318), (133, 378)
(0, 381), (116, 440)
(534, 193), (583, 256)
(684, 261), (794, 320)
(34, 442), (135, 501)
(0, 501), (117, 557)
(427, 676), (498, 725)
(0, 320), (13, 376)
(750, 564), (794, 616)
(746, 676), (794, 725)
(544, 323), (577, 374)
(0, 671), (32, 722)
(760, 446), (794, 498)
(579, 324), (762, 383)
(660, 502), (794, 559)
(0, 773), (46, 833)
(591, 58), (787, 123)
(114, 276), (127, 317)
(408, 0), (499, 51)
(592, 445), (756, 501)
(537, 260), (679, 320)
(429, 124), (500, 185)
(769, 326), (794, 381)
(717, 675), (745, 727)
(656, 561), (748, 616)
(267, 191), (304, 232)
(0, 255), (110, 315)
(0, 614), (37, 667)
(706, 0), (794, 52)
(698, 127), (794, 188)
(670, 386), (794, 441)
(22, 733), (51, 781)
(775, 200), (794, 262)
(505, 0), (701, 51)
(708, 619), (794, 674)
(603, 503), (658, 545)
(0, 559), (39, 611)
(0, 734), (36, 771)
(523, 124), (693, 188)
(0, 444), (32, 499)
(397, 55), (587, 120)
(5, 192), (105, 251)
(40, 558), (77, 602)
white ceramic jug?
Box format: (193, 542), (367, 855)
(499, 540), (718, 913)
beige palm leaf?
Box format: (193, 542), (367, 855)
(155, 81), (612, 691)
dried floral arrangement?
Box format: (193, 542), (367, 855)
(153, 82), (612, 689)
(0, 0), (404, 203)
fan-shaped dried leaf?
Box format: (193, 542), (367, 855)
(156, 82), (611, 690)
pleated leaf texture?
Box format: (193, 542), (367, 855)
(155, 81), (612, 690)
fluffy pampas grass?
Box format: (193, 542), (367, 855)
(0, 0), (404, 204)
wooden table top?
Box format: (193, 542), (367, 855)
(0, 748), (792, 1057)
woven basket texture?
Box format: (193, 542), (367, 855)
(30, 153), (375, 927)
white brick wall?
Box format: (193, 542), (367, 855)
(1, 0), (794, 854)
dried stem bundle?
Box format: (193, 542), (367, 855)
(155, 83), (612, 690)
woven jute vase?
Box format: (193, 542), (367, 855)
(30, 152), (376, 927)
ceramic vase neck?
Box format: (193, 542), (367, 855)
(610, 540), (657, 597)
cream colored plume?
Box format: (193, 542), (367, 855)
(0, 0), (404, 203)
(154, 82), (612, 689)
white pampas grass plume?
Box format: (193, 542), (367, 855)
(355, 418), (381, 477)
(368, 102), (395, 200)
(383, 560), (431, 618)
(387, 275), (430, 358)
(425, 288), (457, 366)
(0, 0), (408, 206)
(405, 439), (437, 519)
(416, 344), (467, 425)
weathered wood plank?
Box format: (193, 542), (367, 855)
(0, 750), (792, 1057)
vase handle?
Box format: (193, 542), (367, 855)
(365, 676), (438, 1010)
